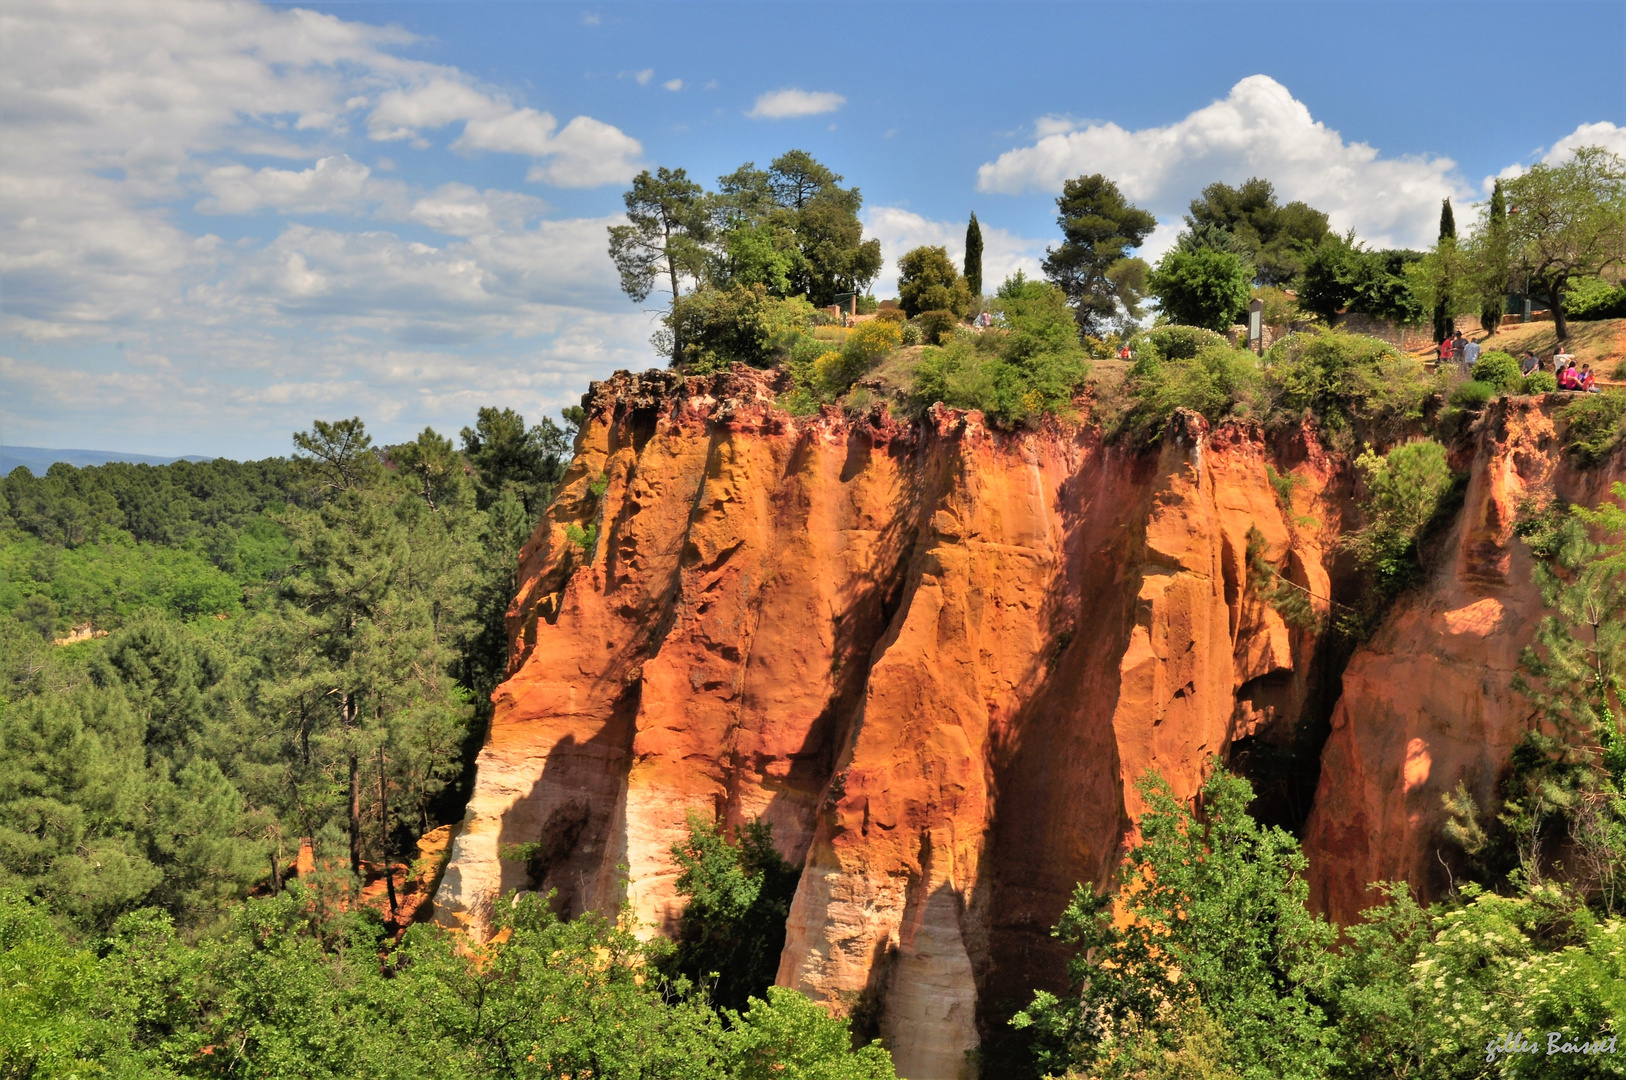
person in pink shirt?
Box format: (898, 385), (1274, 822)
(1559, 361), (1579, 390)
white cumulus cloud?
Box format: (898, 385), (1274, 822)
(663, 78), (683, 92)
(977, 75), (1471, 251)
(1545, 121), (1626, 164)
(406, 184), (547, 237)
(522, 116), (643, 187)
(747, 88), (846, 120)
(368, 79), (506, 140)
(197, 155), (377, 215)
(376, 89), (643, 188)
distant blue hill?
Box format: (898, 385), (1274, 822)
(1, 445), (213, 476)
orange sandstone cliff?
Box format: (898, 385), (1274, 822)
(432, 367), (1586, 1080)
(1301, 397), (1625, 925)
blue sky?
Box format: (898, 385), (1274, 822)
(2, 0), (1622, 459)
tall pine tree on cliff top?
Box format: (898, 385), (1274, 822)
(1042, 174), (1156, 336)
(1433, 198), (1457, 342)
(964, 212), (984, 302)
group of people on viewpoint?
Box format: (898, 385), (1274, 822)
(1437, 329), (1595, 393)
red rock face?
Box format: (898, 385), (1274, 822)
(1301, 397), (1622, 926)
(433, 369), (1582, 1080)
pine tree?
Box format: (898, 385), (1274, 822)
(1438, 198), (1456, 241)
(276, 419), (478, 895)
(964, 212), (984, 302)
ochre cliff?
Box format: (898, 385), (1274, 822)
(433, 367), (1586, 1080)
(1301, 397), (1624, 925)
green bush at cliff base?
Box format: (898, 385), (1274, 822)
(1472, 350), (1523, 391)
(0, 885), (901, 1079)
(1558, 389), (1626, 464)
(1006, 761), (1626, 1080)
(1011, 767), (1336, 1080)
(660, 816), (801, 1015)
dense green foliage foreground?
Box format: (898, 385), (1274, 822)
(1, 886), (895, 1079)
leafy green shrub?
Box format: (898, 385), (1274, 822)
(660, 816), (801, 1015)
(897, 246), (972, 318)
(1471, 350), (1522, 390)
(722, 986), (897, 1080)
(1564, 275), (1626, 320)
(1262, 328), (1435, 439)
(854, 293), (878, 315)
(1128, 324), (1229, 366)
(1449, 380), (1496, 410)
(1012, 767), (1335, 1080)
(1119, 344), (1263, 444)
(910, 281), (1089, 428)
(1148, 246), (1254, 330)
(564, 522), (598, 552)
(1340, 439), (1459, 635)
(898, 321), (922, 346)
(784, 318), (903, 411)
(1523, 370), (1558, 394)
(1558, 389), (1626, 464)
(668, 284), (814, 373)
(912, 310), (959, 345)
(874, 306), (907, 324)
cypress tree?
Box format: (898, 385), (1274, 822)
(1480, 181), (1508, 336)
(964, 212), (984, 301)
(1434, 198), (1457, 342)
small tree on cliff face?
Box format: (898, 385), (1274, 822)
(1496, 486), (1626, 911)
(660, 816), (801, 1013)
(1012, 767), (1335, 1080)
